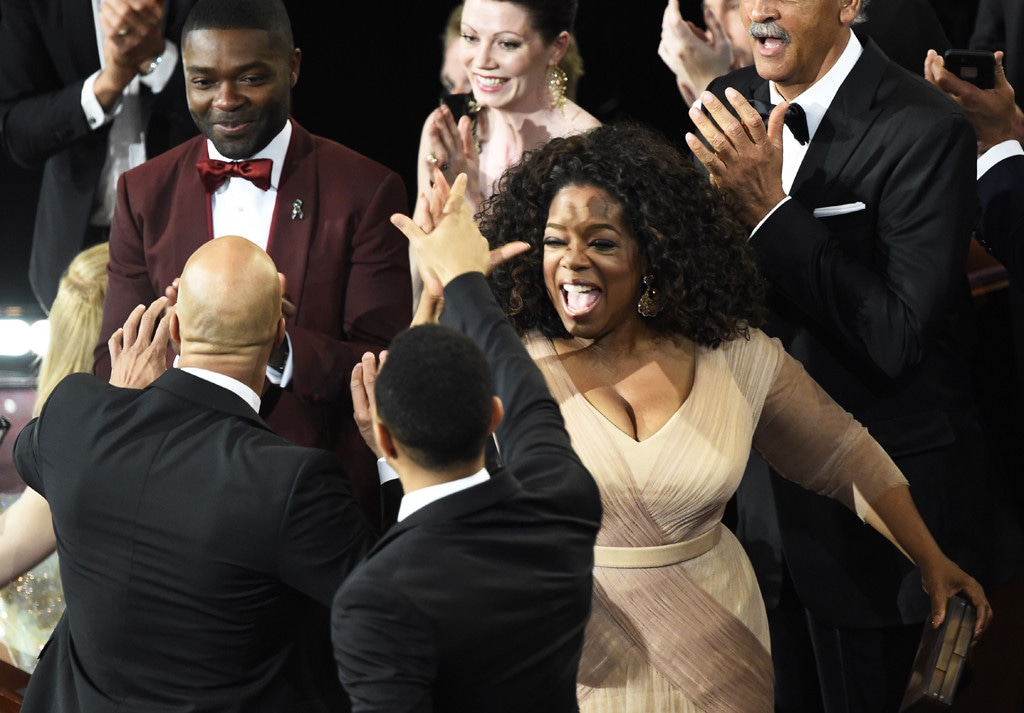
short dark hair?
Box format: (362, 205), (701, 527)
(375, 324), (494, 470)
(183, 0), (294, 51)
(483, 123), (766, 348)
(495, 0), (578, 42)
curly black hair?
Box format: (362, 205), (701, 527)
(481, 123), (766, 348)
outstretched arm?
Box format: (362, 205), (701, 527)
(0, 488), (56, 588)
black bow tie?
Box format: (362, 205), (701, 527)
(784, 102), (810, 145)
(750, 99), (810, 145)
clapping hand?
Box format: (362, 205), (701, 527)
(394, 174), (529, 291)
(350, 351), (386, 458)
(95, 0), (166, 104)
(659, 0), (734, 106)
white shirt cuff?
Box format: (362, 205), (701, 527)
(749, 196), (792, 238)
(978, 140), (1024, 179)
(139, 41), (179, 94)
(81, 70), (118, 129)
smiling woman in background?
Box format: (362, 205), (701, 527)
(416, 0), (598, 223)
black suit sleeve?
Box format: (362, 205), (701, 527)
(0, 0), (97, 168)
(975, 153), (1024, 285)
(440, 272), (601, 514)
(751, 111), (977, 379)
(276, 449), (377, 605)
(332, 577), (437, 713)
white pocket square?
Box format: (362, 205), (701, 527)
(813, 201), (867, 218)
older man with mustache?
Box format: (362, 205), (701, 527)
(687, 0), (1021, 711)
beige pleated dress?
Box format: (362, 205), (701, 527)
(524, 329), (907, 713)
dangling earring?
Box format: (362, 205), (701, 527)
(637, 274), (664, 318)
(548, 65), (568, 115)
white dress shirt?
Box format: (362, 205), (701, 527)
(204, 121), (295, 386)
(396, 467), (491, 522)
(83, 0), (179, 226)
(179, 366), (262, 414)
(206, 121), (292, 252)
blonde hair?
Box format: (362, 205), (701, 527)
(443, 3), (585, 101)
(34, 242), (109, 416)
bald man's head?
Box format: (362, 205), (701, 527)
(175, 236), (282, 356)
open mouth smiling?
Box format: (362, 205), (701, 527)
(561, 282), (601, 317)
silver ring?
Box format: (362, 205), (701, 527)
(116, 25), (131, 36)
(425, 153), (438, 164)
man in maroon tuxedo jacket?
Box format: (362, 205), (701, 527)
(94, 0), (411, 527)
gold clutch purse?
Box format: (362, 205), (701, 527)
(899, 594), (976, 712)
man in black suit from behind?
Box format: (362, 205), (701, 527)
(14, 235), (374, 712)
(332, 177), (603, 713)
(688, 0), (1020, 710)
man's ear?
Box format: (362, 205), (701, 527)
(374, 421), (399, 460)
(290, 47), (302, 87)
(274, 316), (286, 348)
(169, 310), (181, 347)
(839, 0), (861, 25)
(486, 396), (504, 436)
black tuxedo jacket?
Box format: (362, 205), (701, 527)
(0, 0), (198, 310)
(14, 369), (375, 712)
(331, 274), (603, 713)
(709, 37), (1007, 627)
(976, 153), (1024, 284)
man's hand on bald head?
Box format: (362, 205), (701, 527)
(175, 236), (284, 355)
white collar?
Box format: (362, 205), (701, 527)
(770, 30), (863, 142)
(205, 119), (292, 190)
(397, 467), (491, 522)
(178, 366), (261, 415)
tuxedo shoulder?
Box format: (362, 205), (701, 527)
(707, 66), (763, 95)
(45, 372), (117, 406)
(877, 63), (966, 115)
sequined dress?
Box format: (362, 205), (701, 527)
(524, 329), (907, 713)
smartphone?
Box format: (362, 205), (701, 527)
(440, 92), (479, 120)
(944, 49), (996, 90)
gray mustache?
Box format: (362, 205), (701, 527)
(748, 21), (790, 42)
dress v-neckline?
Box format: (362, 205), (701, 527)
(550, 343), (702, 445)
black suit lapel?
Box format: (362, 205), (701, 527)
(790, 36), (888, 200)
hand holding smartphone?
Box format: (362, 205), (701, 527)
(943, 49), (996, 90)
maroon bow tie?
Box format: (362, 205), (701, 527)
(196, 158), (273, 193)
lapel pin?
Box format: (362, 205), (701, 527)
(291, 199), (304, 220)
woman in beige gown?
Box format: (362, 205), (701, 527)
(472, 124), (993, 713)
